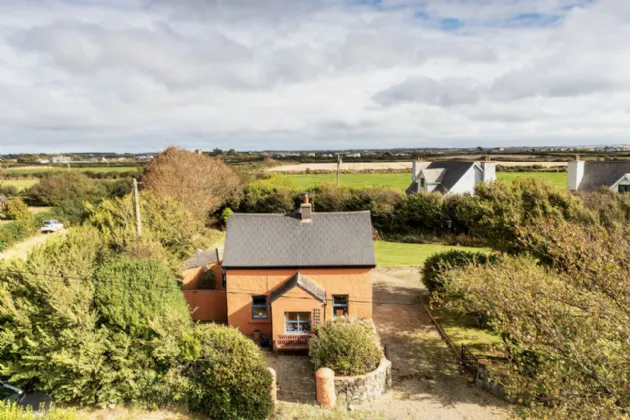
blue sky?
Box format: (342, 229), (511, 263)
(0, 0), (628, 153)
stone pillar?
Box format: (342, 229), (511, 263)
(316, 367), (336, 408)
(268, 367), (277, 408)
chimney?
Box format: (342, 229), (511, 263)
(300, 194), (312, 222)
(195, 149), (202, 155)
(568, 155), (584, 191)
(480, 157), (496, 183)
(412, 157), (426, 182)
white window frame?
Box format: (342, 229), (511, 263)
(284, 312), (312, 335)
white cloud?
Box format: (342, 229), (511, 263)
(0, 0), (629, 152)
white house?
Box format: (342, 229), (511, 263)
(406, 159), (496, 195)
(568, 156), (630, 193)
(52, 155), (71, 163)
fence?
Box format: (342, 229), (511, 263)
(460, 344), (478, 377)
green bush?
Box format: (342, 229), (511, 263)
(2, 199), (30, 221)
(309, 317), (384, 376)
(28, 173), (107, 206)
(422, 250), (496, 294)
(93, 257), (191, 338)
(221, 207), (233, 226)
(196, 268), (216, 289)
(0, 222), (31, 251)
(186, 324), (273, 420)
(50, 200), (89, 226)
(0, 402), (78, 420)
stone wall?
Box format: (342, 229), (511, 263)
(475, 359), (514, 403)
(333, 358), (392, 405)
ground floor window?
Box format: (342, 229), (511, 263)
(619, 185), (630, 194)
(332, 295), (349, 318)
(252, 296), (269, 320)
(285, 312), (312, 334)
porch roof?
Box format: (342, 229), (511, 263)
(270, 273), (326, 304)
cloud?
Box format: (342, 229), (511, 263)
(0, 0), (629, 152)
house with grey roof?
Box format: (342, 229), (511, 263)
(568, 157), (630, 193)
(406, 159), (497, 195)
(221, 197), (376, 351)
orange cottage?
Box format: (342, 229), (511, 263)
(221, 198), (376, 351)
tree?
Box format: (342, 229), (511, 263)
(441, 221), (630, 418)
(142, 147), (242, 218)
(28, 173), (107, 206)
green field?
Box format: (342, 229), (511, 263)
(286, 171), (567, 191)
(1, 179), (39, 191)
(5, 166), (140, 174)
(497, 171), (567, 189)
(374, 241), (487, 267)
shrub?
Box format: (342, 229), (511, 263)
(309, 317), (384, 376)
(422, 250), (495, 294)
(2, 199), (30, 222)
(186, 324), (273, 420)
(196, 268), (216, 289)
(50, 200), (89, 226)
(93, 257), (191, 339)
(221, 207), (233, 226)
(394, 192), (445, 232)
(0, 402), (78, 420)
(28, 173), (107, 206)
(0, 222), (31, 251)
(0, 185), (18, 197)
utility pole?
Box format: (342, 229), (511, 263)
(336, 154), (342, 186)
(133, 178), (142, 236)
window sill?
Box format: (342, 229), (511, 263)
(249, 320), (271, 324)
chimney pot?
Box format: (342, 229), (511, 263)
(300, 194), (312, 222)
(575, 155), (580, 161)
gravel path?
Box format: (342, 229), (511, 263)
(0, 229), (68, 262)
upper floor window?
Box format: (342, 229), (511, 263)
(619, 185), (630, 194)
(332, 295), (349, 318)
(252, 296), (268, 320)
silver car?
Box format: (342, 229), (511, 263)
(40, 220), (64, 234)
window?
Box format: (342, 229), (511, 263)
(332, 295), (349, 318)
(420, 177), (426, 188)
(619, 185), (630, 194)
(252, 296), (268, 320)
(285, 312), (312, 334)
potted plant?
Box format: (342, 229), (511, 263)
(253, 329), (262, 344)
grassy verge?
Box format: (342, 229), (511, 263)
(1, 179), (39, 191)
(285, 172), (566, 192)
(374, 241), (486, 267)
(5, 166), (140, 174)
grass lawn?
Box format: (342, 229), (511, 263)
(1, 178), (39, 191)
(5, 166), (140, 174)
(374, 241), (487, 267)
(496, 171), (567, 189)
(286, 172), (566, 192)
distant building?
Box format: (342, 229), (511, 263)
(568, 156), (630, 193)
(52, 156), (71, 163)
(37, 159), (50, 164)
(345, 153), (361, 158)
(407, 158), (497, 196)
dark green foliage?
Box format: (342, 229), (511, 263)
(93, 257), (190, 338)
(309, 317), (384, 376)
(196, 268), (216, 289)
(422, 250), (496, 294)
(0, 185), (18, 197)
(394, 192), (445, 232)
(0, 222), (31, 251)
(186, 324), (274, 420)
(2, 199), (30, 222)
(50, 200), (89, 226)
(28, 173), (107, 206)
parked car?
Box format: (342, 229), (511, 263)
(40, 220), (64, 234)
(0, 380), (55, 413)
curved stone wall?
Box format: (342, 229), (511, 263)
(333, 358), (392, 405)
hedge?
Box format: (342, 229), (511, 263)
(422, 250), (497, 294)
(309, 317), (384, 376)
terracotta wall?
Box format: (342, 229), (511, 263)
(183, 289), (228, 322)
(225, 268), (372, 339)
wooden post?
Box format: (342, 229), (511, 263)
(133, 178), (142, 236)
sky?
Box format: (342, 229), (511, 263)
(1, 0), (630, 153)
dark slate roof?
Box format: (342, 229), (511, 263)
(406, 162), (476, 194)
(183, 248), (220, 270)
(578, 162), (630, 192)
(222, 211), (375, 268)
(270, 273), (326, 303)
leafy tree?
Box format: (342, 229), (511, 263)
(422, 249), (495, 294)
(142, 147), (242, 217)
(2, 199), (30, 222)
(441, 221), (630, 418)
(28, 173), (107, 206)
